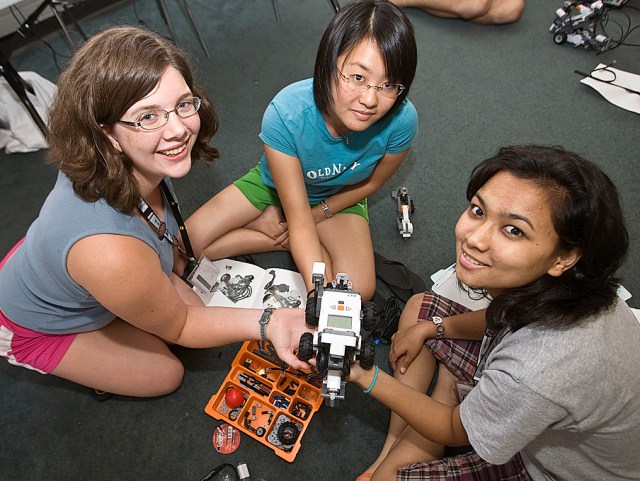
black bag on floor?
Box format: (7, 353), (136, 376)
(372, 252), (427, 343)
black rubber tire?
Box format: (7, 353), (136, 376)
(554, 32), (566, 45)
(316, 348), (328, 373)
(361, 301), (378, 333)
(359, 335), (375, 370)
(298, 332), (314, 362)
(305, 296), (318, 327)
(277, 421), (300, 445)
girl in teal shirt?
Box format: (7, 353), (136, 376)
(188, 0), (419, 300)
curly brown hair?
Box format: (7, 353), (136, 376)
(47, 26), (219, 214)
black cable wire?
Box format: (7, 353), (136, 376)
(198, 462), (239, 481)
(600, 10), (628, 49)
(9, 4), (71, 72)
(556, 1), (639, 52)
(596, 4), (640, 51)
(575, 62), (640, 95)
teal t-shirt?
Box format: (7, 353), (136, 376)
(258, 78), (418, 203)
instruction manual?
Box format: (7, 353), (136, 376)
(199, 258), (306, 309)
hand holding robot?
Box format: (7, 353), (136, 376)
(297, 262), (378, 407)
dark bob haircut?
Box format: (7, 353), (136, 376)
(467, 145), (629, 332)
(313, 0), (417, 119)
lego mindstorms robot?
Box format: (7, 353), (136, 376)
(297, 262), (377, 407)
(549, 1), (611, 51)
(392, 186), (414, 239)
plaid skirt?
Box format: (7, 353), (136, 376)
(397, 451), (532, 481)
(396, 292), (532, 481)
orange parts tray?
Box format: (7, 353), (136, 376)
(205, 340), (324, 462)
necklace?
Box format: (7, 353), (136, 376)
(325, 114), (351, 145)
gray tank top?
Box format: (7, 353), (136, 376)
(0, 172), (178, 334)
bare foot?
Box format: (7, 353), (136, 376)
(245, 205), (287, 239)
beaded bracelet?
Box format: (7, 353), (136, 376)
(363, 365), (379, 394)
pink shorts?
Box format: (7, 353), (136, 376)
(0, 238), (76, 374)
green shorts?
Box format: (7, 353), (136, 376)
(234, 165), (369, 221)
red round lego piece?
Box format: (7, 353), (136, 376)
(224, 387), (245, 409)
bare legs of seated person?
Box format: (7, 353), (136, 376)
(360, 294), (461, 480)
(390, 0), (524, 24)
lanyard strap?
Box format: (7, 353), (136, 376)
(137, 180), (196, 264)
(159, 180), (196, 263)
(473, 328), (498, 384)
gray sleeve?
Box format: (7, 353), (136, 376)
(460, 367), (567, 465)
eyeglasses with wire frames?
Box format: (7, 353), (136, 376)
(338, 72), (405, 99)
(117, 97), (202, 131)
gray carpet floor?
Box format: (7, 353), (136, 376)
(0, 1), (638, 480)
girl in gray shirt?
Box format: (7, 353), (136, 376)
(350, 145), (640, 481)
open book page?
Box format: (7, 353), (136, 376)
(204, 259), (306, 309)
(259, 268), (307, 309)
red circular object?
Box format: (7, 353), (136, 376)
(224, 387), (244, 409)
(212, 423), (241, 454)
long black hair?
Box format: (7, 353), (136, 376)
(468, 145), (629, 332)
